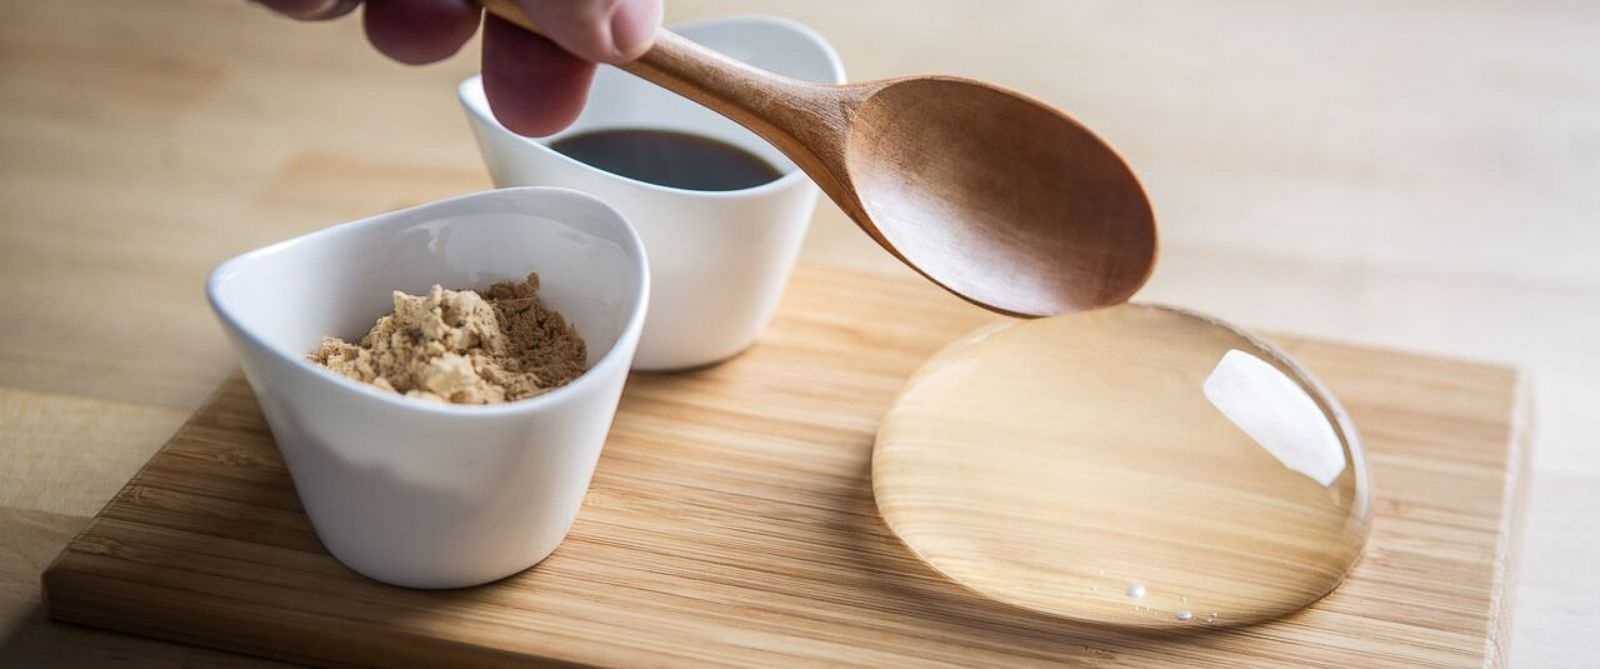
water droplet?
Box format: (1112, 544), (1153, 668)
(1181, 595), (1189, 604)
(1176, 610), (1193, 621)
(872, 307), (1373, 627)
(1126, 583), (1146, 599)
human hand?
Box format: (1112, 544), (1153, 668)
(256, 0), (663, 136)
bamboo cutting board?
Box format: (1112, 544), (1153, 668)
(43, 265), (1528, 668)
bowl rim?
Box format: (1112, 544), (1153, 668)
(456, 14), (847, 201)
(206, 186), (651, 417)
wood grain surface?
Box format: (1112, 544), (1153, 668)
(43, 266), (1527, 668)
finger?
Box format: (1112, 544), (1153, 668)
(511, 0), (661, 64)
(482, 14), (596, 137)
(256, 0), (362, 21)
(362, 0), (481, 65)
(605, 0), (661, 61)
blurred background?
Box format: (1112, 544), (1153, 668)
(2, 1), (1595, 665)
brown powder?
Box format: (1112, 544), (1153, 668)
(309, 273), (587, 404)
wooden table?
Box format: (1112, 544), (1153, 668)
(2, 1), (1595, 666)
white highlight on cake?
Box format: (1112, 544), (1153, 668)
(1203, 349), (1346, 487)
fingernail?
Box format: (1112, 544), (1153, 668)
(607, 0), (661, 61)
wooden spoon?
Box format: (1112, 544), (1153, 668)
(483, 2), (1158, 317)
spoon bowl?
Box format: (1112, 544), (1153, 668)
(846, 77), (1156, 315)
(484, 1), (1157, 316)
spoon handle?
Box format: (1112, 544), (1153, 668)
(479, 0), (851, 176)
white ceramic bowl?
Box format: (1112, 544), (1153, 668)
(459, 16), (845, 370)
(207, 187), (650, 588)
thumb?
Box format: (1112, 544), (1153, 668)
(513, 0), (662, 64)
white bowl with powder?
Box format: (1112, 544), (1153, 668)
(207, 187), (649, 588)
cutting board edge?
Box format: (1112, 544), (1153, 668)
(40, 379), (233, 617)
(1482, 373), (1534, 668)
